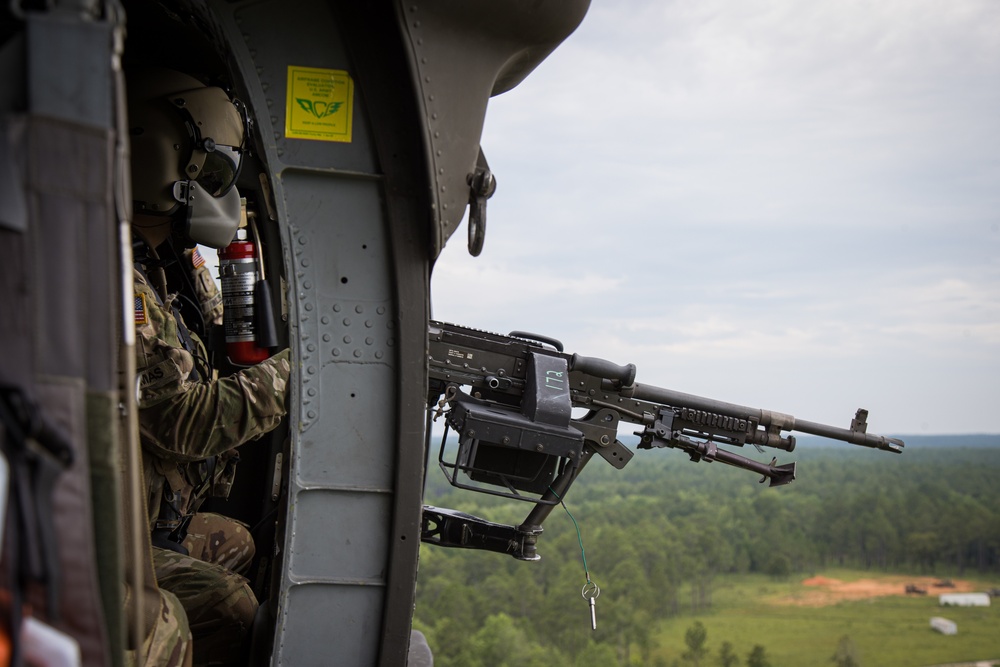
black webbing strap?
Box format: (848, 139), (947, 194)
(132, 238), (204, 383)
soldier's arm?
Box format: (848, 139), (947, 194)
(139, 348), (290, 462)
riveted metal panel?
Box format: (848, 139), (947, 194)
(209, 2), (422, 664)
(296, 362), (395, 490)
(286, 489), (391, 581)
(280, 584), (383, 666)
(234, 1), (378, 174)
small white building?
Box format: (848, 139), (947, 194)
(939, 593), (991, 607)
(930, 617), (957, 635)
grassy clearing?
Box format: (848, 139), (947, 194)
(652, 571), (1000, 666)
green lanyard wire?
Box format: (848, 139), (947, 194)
(550, 486), (594, 584)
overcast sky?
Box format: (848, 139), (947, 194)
(428, 0), (1000, 436)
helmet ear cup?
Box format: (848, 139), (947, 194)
(129, 93), (188, 215)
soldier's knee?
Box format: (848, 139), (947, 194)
(189, 582), (258, 666)
(183, 513), (256, 574)
(223, 582), (259, 633)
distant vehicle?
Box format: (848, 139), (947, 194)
(905, 584), (928, 595)
(939, 593), (990, 607)
(934, 579), (957, 588)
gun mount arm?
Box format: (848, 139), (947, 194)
(421, 506), (541, 561)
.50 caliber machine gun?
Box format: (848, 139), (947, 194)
(420, 321), (904, 561)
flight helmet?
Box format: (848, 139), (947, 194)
(127, 67), (247, 248)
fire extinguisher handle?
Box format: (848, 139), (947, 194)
(254, 279), (279, 349)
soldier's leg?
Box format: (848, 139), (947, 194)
(182, 512), (256, 575)
(153, 546), (258, 666)
(125, 584), (193, 667)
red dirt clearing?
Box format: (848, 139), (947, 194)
(773, 575), (981, 607)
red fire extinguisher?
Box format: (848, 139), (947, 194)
(219, 217), (278, 365)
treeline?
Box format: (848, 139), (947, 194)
(414, 443), (1000, 666)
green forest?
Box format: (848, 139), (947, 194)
(413, 437), (1000, 666)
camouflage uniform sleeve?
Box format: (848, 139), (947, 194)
(134, 269), (291, 463)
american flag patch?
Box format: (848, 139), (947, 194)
(191, 248), (206, 269)
(134, 292), (148, 325)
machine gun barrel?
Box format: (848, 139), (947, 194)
(621, 382), (903, 454)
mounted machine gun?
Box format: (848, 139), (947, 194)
(421, 320), (903, 561)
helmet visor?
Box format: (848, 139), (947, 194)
(196, 145), (242, 197)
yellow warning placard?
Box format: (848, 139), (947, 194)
(285, 66), (354, 142)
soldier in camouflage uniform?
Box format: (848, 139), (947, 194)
(127, 67), (290, 665)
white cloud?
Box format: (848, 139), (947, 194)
(431, 0), (1000, 434)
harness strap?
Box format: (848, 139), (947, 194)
(132, 237), (204, 383)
